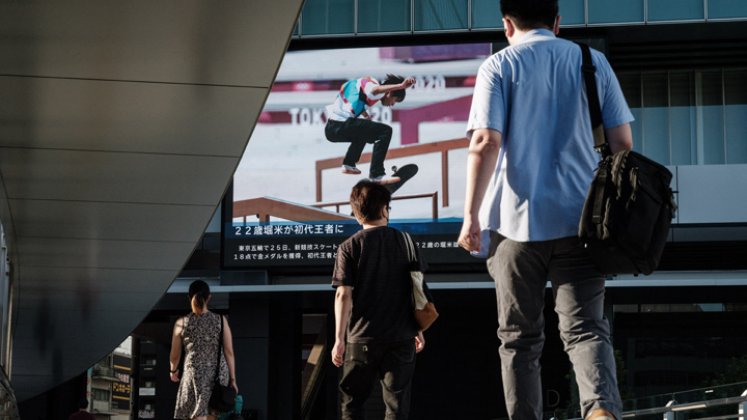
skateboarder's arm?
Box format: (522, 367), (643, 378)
(371, 76), (415, 95)
(458, 128), (502, 253)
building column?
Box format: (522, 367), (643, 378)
(229, 293), (302, 420)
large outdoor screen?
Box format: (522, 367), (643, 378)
(225, 42), (493, 268)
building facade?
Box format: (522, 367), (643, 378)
(4, 1), (746, 419)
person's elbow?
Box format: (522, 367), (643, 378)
(335, 286), (353, 302)
(606, 123), (633, 153)
(468, 128), (501, 156)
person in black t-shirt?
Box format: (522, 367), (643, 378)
(331, 180), (427, 420)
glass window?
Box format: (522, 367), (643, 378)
(471, 0), (502, 29)
(724, 70), (747, 163)
(708, 0), (747, 19)
(301, 0), (354, 35)
(648, 0), (704, 22)
(669, 72), (696, 165)
(697, 71), (724, 164)
(559, 0), (585, 25)
(415, 0), (468, 31)
(92, 388), (110, 401)
(641, 73), (670, 163)
(618, 73), (643, 153)
(588, 0), (644, 24)
(359, 0), (411, 33)
(619, 69), (747, 166)
(619, 73), (642, 108)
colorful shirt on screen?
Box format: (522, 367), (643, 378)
(326, 77), (385, 121)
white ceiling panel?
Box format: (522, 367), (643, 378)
(8, 259), (189, 401)
(0, 76), (265, 157)
(0, 149), (238, 205)
(11, 267), (180, 380)
(15, 237), (198, 271)
(14, 266), (178, 307)
(1, 0), (305, 405)
(10, 199), (217, 242)
(0, 0), (301, 87)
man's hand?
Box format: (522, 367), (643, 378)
(402, 76), (416, 89)
(415, 331), (426, 353)
(331, 340), (345, 367)
(457, 217), (481, 253)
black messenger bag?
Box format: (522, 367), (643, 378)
(577, 43), (676, 275)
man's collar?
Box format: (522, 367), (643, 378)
(515, 28), (556, 44)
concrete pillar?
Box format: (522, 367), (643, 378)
(229, 294), (302, 420)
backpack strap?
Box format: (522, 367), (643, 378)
(214, 313), (224, 382)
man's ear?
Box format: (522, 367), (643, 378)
(502, 17), (515, 39)
(553, 15), (561, 35)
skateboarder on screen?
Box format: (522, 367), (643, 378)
(325, 74), (415, 183)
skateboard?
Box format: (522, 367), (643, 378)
(379, 164), (418, 194)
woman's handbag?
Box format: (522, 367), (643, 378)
(402, 232), (439, 331)
(209, 314), (237, 413)
(577, 43), (676, 275)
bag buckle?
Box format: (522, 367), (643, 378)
(594, 143), (611, 157)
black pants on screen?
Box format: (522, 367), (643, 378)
(325, 118), (393, 179)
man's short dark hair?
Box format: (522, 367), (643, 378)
(350, 180), (391, 222)
(382, 74), (406, 101)
(500, 0), (558, 30)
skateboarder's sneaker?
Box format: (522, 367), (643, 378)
(342, 165), (361, 175)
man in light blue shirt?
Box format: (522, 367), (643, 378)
(457, 0), (633, 419)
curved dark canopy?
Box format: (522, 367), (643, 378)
(0, 0), (303, 401)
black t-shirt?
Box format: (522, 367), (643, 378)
(332, 226), (427, 344)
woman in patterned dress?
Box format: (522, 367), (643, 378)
(169, 280), (239, 419)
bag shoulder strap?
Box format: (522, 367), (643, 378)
(401, 232), (416, 264)
(214, 313), (224, 381)
(578, 42), (611, 157)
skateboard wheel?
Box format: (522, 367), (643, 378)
(391, 165), (398, 173)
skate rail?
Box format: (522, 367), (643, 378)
(233, 196), (355, 223)
(313, 191), (439, 220)
(315, 138), (468, 206)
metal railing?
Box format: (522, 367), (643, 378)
(622, 383), (747, 420)
(565, 382), (747, 420)
(315, 138), (468, 207)
(314, 191), (439, 220)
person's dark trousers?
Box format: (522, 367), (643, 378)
(486, 233), (622, 420)
(339, 340), (416, 420)
(325, 118), (392, 178)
